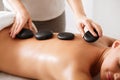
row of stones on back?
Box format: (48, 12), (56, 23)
(16, 28), (99, 42)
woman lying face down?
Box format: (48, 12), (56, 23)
(0, 27), (119, 80)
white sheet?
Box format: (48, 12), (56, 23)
(0, 72), (30, 80)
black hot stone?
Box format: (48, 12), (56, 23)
(57, 32), (75, 40)
(16, 28), (34, 39)
(35, 31), (53, 40)
(83, 30), (99, 43)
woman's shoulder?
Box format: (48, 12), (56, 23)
(97, 36), (116, 47)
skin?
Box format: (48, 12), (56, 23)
(0, 27), (117, 80)
(100, 40), (120, 80)
(4, 0), (102, 38)
(67, 0), (102, 37)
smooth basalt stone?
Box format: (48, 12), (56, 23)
(57, 32), (75, 40)
(83, 30), (99, 43)
(16, 28), (34, 39)
(35, 31), (53, 40)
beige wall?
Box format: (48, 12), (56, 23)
(0, 0), (3, 10)
(93, 0), (120, 38)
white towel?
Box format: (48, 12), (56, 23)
(0, 11), (38, 32)
(0, 11), (15, 31)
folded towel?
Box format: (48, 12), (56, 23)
(0, 11), (15, 31)
(1, 0), (38, 32)
(0, 11), (38, 32)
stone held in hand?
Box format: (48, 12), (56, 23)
(83, 29), (99, 43)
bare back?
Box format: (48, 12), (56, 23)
(0, 28), (115, 80)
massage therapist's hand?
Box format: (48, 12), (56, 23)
(9, 10), (33, 38)
(6, 0), (33, 38)
(77, 16), (103, 37)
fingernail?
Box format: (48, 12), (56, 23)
(81, 33), (84, 37)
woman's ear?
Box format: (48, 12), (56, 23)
(112, 40), (120, 48)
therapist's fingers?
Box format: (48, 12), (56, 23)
(10, 16), (20, 38)
(77, 17), (102, 37)
(83, 20), (97, 37)
(10, 20), (26, 38)
(91, 22), (102, 37)
(10, 21), (18, 37)
(77, 18), (97, 37)
(28, 19), (33, 30)
(77, 23), (85, 37)
(13, 20), (27, 38)
(10, 24), (20, 38)
(13, 22), (25, 38)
